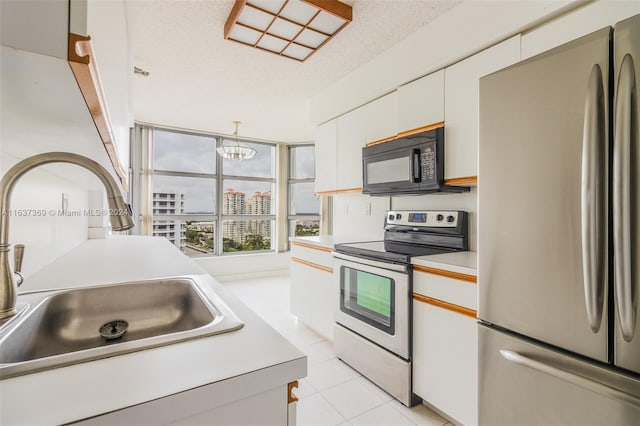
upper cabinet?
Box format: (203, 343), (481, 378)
(363, 91), (398, 143)
(443, 36), (520, 182)
(397, 70), (444, 134)
(314, 120), (338, 194)
(336, 108), (366, 192)
(0, 0), (131, 187)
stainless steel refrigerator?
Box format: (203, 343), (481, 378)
(478, 14), (640, 425)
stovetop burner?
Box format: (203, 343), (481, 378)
(334, 210), (469, 264)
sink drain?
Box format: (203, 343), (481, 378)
(99, 320), (128, 340)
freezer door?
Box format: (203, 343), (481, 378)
(613, 14), (640, 375)
(479, 325), (640, 425)
(479, 27), (611, 362)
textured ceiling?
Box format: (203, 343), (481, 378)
(126, 0), (460, 142)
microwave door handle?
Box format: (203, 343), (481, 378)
(411, 149), (421, 183)
(613, 54), (636, 342)
(581, 64), (607, 334)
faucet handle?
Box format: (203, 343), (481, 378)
(14, 244), (24, 287)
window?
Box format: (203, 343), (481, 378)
(134, 125), (319, 256)
(288, 145), (320, 244)
(145, 126), (277, 256)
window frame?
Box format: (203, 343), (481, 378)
(287, 144), (320, 247)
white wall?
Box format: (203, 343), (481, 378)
(332, 193), (390, 241)
(0, 153), (91, 278)
(195, 252), (291, 282)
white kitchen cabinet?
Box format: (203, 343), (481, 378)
(443, 36), (520, 181)
(364, 91), (398, 143)
(412, 267), (477, 425)
(336, 107), (366, 191)
(290, 241), (335, 340)
(521, 1), (640, 60)
(397, 70), (444, 134)
(314, 120), (338, 194)
(0, 0), (131, 186)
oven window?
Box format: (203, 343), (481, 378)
(340, 266), (395, 335)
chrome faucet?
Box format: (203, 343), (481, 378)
(0, 152), (135, 320)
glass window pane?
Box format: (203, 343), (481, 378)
(153, 176), (216, 215)
(290, 145), (315, 179)
(222, 180), (274, 215)
(289, 182), (319, 215)
(153, 129), (216, 174)
(222, 142), (275, 178)
(289, 219), (320, 237)
(153, 219), (215, 255)
(223, 220), (274, 252)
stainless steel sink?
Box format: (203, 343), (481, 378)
(0, 277), (243, 379)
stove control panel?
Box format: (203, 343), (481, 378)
(386, 210), (459, 227)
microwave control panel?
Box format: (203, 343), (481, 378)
(386, 210), (459, 227)
(421, 145), (437, 182)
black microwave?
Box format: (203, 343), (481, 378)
(362, 128), (469, 195)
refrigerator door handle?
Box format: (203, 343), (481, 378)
(581, 64), (607, 333)
(499, 350), (640, 408)
(613, 54), (637, 342)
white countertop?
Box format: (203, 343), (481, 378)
(412, 251), (477, 276)
(1, 236), (306, 425)
(289, 235), (337, 250)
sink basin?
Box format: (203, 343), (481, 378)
(0, 277), (243, 379)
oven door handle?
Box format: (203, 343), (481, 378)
(333, 252), (409, 273)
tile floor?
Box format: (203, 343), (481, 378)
(223, 274), (452, 426)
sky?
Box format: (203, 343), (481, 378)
(152, 129), (318, 214)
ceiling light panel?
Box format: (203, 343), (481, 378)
(279, 0), (318, 24)
(224, 0), (352, 62)
(257, 34), (289, 52)
(269, 18), (303, 40)
(237, 5), (274, 31)
(295, 28), (328, 48)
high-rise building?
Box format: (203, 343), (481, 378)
(152, 191), (186, 250)
(247, 192), (271, 239)
(223, 188), (247, 243)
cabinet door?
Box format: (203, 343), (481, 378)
(444, 36), (520, 181)
(336, 108), (365, 191)
(314, 120), (337, 193)
(290, 259), (335, 340)
(364, 91), (397, 143)
(397, 70), (444, 133)
(413, 299), (477, 426)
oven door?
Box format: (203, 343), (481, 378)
(333, 252), (410, 359)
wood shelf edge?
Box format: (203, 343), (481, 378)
(315, 187), (362, 196)
(366, 122), (445, 147)
(444, 176), (478, 186)
(68, 33), (128, 188)
(291, 241), (333, 253)
(291, 257), (334, 274)
(413, 293), (477, 318)
(413, 264), (477, 283)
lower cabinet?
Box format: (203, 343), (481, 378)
(290, 242), (335, 340)
(412, 267), (478, 425)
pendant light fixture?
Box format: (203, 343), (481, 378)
(217, 121), (257, 160)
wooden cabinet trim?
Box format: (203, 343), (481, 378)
(68, 33), (128, 188)
(291, 241), (333, 253)
(291, 257), (333, 274)
(315, 187), (362, 196)
(288, 381), (299, 403)
(413, 293), (477, 318)
(444, 176), (478, 185)
(366, 121), (445, 147)
(413, 264), (477, 283)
